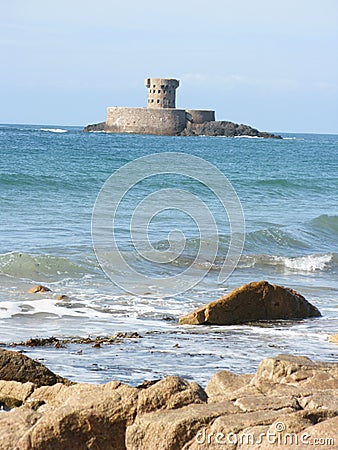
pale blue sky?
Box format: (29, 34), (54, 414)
(1, 0), (337, 133)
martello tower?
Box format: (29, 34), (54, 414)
(145, 78), (179, 109)
(105, 77), (215, 135)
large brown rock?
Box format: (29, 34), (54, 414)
(18, 382), (139, 450)
(179, 281), (321, 325)
(0, 349), (70, 387)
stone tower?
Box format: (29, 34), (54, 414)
(145, 78), (179, 109)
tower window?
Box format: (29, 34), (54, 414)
(157, 99), (160, 103)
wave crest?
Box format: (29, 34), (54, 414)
(40, 128), (68, 133)
(0, 252), (86, 281)
(240, 253), (334, 272)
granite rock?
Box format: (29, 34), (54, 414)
(179, 281), (321, 325)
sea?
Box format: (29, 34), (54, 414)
(0, 124), (337, 386)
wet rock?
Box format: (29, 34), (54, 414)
(180, 121), (282, 139)
(83, 122), (105, 132)
(13, 337), (61, 347)
(57, 294), (69, 301)
(328, 333), (338, 344)
(179, 281), (321, 325)
(0, 349), (70, 387)
(10, 332), (143, 348)
(27, 285), (51, 293)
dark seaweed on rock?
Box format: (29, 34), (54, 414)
(8, 332), (143, 348)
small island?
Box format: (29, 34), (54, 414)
(83, 77), (282, 139)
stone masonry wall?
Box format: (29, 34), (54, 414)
(105, 107), (187, 135)
(186, 110), (215, 124)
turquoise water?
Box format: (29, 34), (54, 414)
(0, 124), (337, 385)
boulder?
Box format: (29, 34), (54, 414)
(0, 349), (70, 387)
(18, 383), (139, 450)
(137, 376), (207, 415)
(251, 354), (338, 389)
(179, 281), (321, 325)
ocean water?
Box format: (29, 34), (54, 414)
(0, 124), (337, 386)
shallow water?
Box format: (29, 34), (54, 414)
(0, 125), (337, 386)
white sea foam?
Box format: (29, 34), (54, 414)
(239, 253), (333, 272)
(233, 135), (264, 139)
(0, 298), (110, 320)
(40, 128), (68, 133)
(275, 253), (332, 272)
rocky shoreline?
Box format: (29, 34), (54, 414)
(83, 120), (282, 139)
(2, 281), (334, 448)
(0, 349), (337, 449)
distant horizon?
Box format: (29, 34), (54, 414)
(1, 121), (337, 136)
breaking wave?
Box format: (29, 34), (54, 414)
(239, 253), (335, 272)
(40, 128), (68, 133)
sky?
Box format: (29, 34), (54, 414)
(1, 0), (338, 133)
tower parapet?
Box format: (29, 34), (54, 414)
(145, 78), (179, 109)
